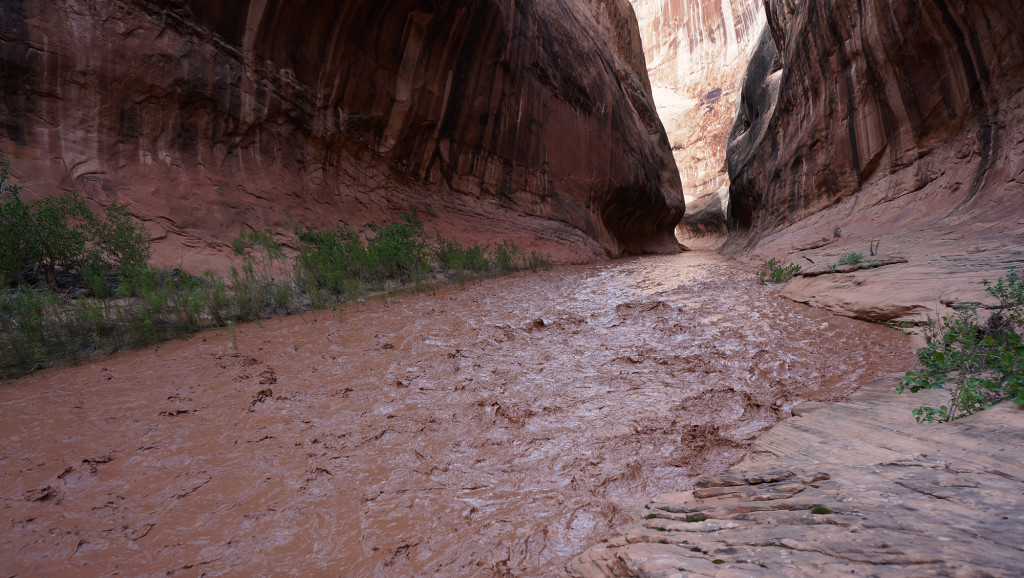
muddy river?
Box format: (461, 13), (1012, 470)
(0, 252), (916, 575)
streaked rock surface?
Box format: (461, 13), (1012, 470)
(725, 0), (1024, 321)
(0, 0), (683, 269)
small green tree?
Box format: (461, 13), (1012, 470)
(1, 159), (151, 291)
(92, 202), (152, 279)
(21, 191), (94, 289)
(0, 162), (39, 285)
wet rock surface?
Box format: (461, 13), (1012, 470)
(0, 253), (914, 575)
(0, 0), (682, 268)
(568, 376), (1024, 576)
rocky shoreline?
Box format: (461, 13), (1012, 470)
(568, 374), (1024, 576)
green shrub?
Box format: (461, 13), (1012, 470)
(93, 202), (152, 284)
(838, 252), (865, 265)
(756, 258), (801, 284)
(0, 287), (55, 374)
(364, 209), (431, 287)
(229, 228), (296, 321)
(202, 270), (230, 326)
(523, 250), (552, 272)
(229, 261), (295, 322)
(898, 267), (1024, 422)
(433, 237), (550, 279)
(434, 236), (491, 278)
(0, 161), (151, 291)
(20, 192), (94, 288)
(295, 210), (551, 300)
(294, 224), (367, 299)
(491, 241), (520, 274)
(0, 165), (41, 286)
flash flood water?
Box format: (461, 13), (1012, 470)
(0, 252), (916, 575)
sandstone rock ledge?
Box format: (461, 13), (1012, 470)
(568, 375), (1024, 576)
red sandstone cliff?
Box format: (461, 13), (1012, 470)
(571, 4), (1024, 573)
(726, 0), (1024, 321)
(630, 0), (764, 237)
(0, 0), (683, 268)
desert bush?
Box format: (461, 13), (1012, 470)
(15, 191), (93, 289)
(93, 202), (152, 285)
(364, 210), (431, 287)
(294, 225), (367, 299)
(228, 261), (295, 322)
(229, 228), (297, 321)
(434, 236), (491, 278)
(0, 164), (38, 285)
(0, 161), (151, 291)
(0, 287), (55, 374)
(522, 249), (552, 272)
(756, 258), (801, 284)
(434, 237), (550, 279)
(898, 267), (1024, 422)
(296, 210), (551, 300)
(838, 252), (865, 265)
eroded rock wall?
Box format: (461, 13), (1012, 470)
(630, 0), (764, 237)
(0, 0), (683, 268)
(728, 0), (1024, 241)
(726, 0), (1024, 320)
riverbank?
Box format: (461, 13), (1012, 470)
(0, 252), (915, 575)
(568, 374), (1024, 576)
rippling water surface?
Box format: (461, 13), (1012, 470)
(0, 252), (916, 575)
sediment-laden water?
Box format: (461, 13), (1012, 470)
(0, 252), (916, 575)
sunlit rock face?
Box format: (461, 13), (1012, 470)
(630, 0), (764, 237)
(0, 0), (683, 268)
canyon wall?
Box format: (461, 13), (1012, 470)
(630, 0), (764, 236)
(726, 0), (1024, 321)
(0, 0), (683, 268)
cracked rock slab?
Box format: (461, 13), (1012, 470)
(568, 375), (1024, 576)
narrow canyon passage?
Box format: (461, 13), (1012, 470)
(0, 252), (916, 576)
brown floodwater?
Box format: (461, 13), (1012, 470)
(0, 252), (916, 576)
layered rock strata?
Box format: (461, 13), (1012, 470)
(569, 375), (1024, 576)
(0, 0), (683, 268)
(726, 0), (1024, 320)
(629, 0), (764, 237)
